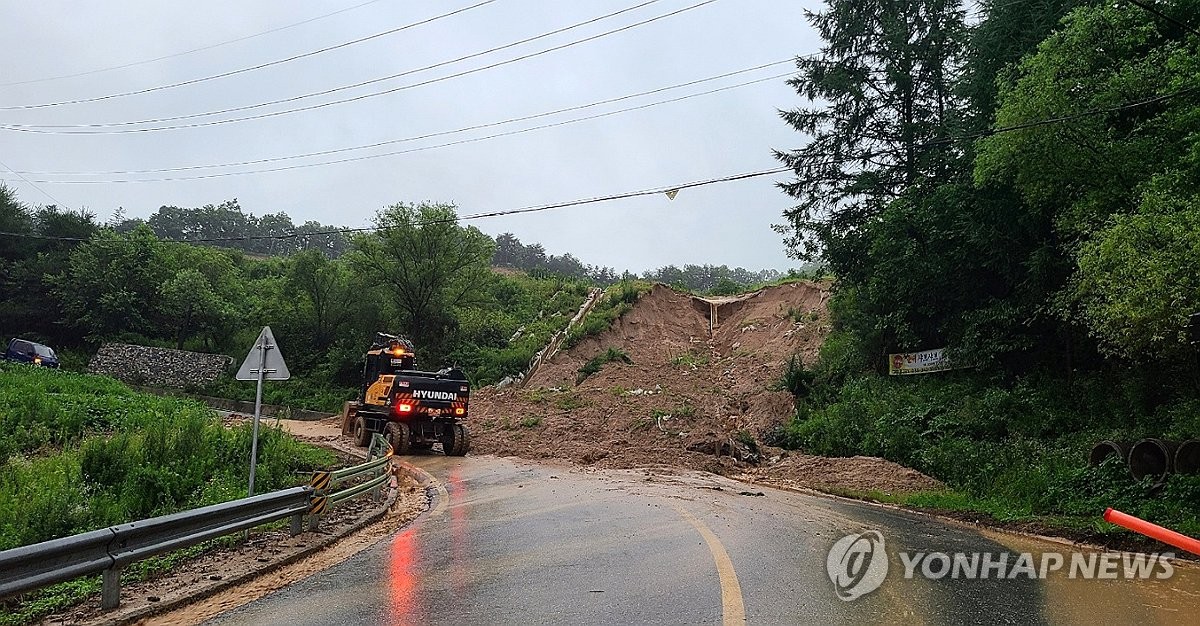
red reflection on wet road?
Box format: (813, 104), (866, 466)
(388, 527), (419, 625)
(448, 468), (470, 595)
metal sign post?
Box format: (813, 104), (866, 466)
(236, 326), (290, 496)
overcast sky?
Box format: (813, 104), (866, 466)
(1, 0), (820, 272)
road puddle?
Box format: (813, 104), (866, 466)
(981, 528), (1200, 624)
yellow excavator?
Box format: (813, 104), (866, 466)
(340, 333), (470, 455)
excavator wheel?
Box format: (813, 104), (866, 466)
(353, 415), (371, 447)
(385, 421), (412, 455)
(442, 423), (471, 457)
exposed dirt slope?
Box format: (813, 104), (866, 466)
(471, 282), (942, 494)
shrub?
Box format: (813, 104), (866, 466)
(781, 371), (1200, 534)
(564, 281), (651, 349)
(773, 355), (815, 398)
(576, 348), (632, 384)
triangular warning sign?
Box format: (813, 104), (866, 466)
(665, 189), (679, 200)
(236, 326), (290, 381)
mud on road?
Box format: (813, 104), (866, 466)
(37, 416), (427, 626)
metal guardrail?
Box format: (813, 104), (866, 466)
(311, 434), (393, 519)
(0, 434), (396, 611)
(0, 487), (309, 608)
(0, 527), (116, 599)
(332, 454), (389, 483)
(331, 472), (391, 505)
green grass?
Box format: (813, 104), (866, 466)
(522, 388), (550, 404)
(576, 347), (632, 384)
(520, 416), (542, 428)
(199, 373), (354, 414)
(628, 416), (654, 432)
(651, 403), (695, 419)
(555, 393), (587, 411)
(563, 280), (652, 349)
(784, 306), (820, 324)
(671, 350), (709, 368)
(0, 364), (335, 624)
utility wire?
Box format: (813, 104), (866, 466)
(9, 73), (1189, 185)
(0, 0), (502, 109)
(1125, 0), (1200, 37)
(4, 84), (1192, 235)
(0, 159), (70, 209)
(15, 59), (798, 176)
(0, 0), (387, 88)
(7, 72), (792, 184)
(920, 85), (1199, 147)
(0, 166), (793, 243)
(10, 72), (792, 184)
(0, 0), (716, 133)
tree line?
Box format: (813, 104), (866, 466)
(780, 0), (1200, 381)
(0, 190), (591, 403)
(776, 0), (1200, 530)
(493, 231), (812, 293)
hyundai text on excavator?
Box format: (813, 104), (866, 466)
(340, 333), (471, 455)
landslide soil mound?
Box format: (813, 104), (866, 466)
(472, 282), (943, 494)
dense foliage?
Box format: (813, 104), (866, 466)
(116, 199), (350, 257)
(778, 0), (1200, 530)
(0, 193), (595, 408)
(0, 365), (334, 624)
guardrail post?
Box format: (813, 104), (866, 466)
(367, 432), (387, 461)
(373, 461), (385, 503)
(308, 471), (331, 532)
(290, 513), (303, 536)
(368, 433), (392, 503)
(102, 566), (122, 609)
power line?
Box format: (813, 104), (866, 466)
(10, 73), (1188, 185)
(1125, 0), (1200, 37)
(0, 166), (793, 243)
(0, 0), (501, 109)
(15, 59), (798, 177)
(0, 0), (717, 134)
(10, 72), (793, 184)
(5, 84), (1189, 228)
(921, 85), (1199, 147)
(0, 159), (70, 209)
(0, 0), (387, 88)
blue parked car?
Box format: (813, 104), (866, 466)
(4, 338), (60, 368)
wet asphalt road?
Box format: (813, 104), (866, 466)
(209, 456), (1198, 625)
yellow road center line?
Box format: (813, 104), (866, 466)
(672, 502), (746, 625)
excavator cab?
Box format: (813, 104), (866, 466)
(361, 333), (416, 391)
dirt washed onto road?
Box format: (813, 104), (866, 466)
(470, 282), (943, 496)
(37, 417), (427, 626)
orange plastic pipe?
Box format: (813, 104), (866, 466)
(1104, 508), (1200, 557)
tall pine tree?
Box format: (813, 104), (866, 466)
(775, 0), (968, 269)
